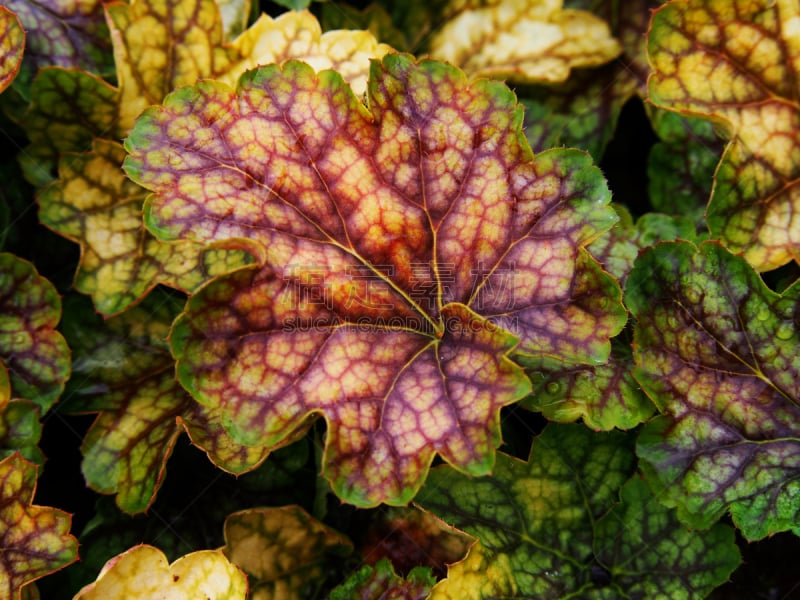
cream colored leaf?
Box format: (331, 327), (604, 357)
(429, 0), (621, 83)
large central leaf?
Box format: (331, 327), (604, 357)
(124, 54), (624, 506)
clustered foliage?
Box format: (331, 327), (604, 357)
(0, 0), (798, 597)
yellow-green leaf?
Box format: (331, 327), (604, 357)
(37, 139), (249, 315)
(74, 545), (247, 600)
(223, 506), (353, 599)
(0, 7), (24, 94)
(428, 0), (622, 83)
(648, 0), (800, 270)
(0, 453), (77, 599)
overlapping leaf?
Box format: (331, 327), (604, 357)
(0, 253), (69, 412)
(648, 0), (800, 270)
(74, 545), (247, 599)
(29, 1), (391, 313)
(416, 424), (740, 599)
(124, 54), (624, 505)
(61, 294), (268, 513)
(647, 108), (724, 227)
(223, 505), (353, 599)
(427, 0), (621, 84)
(628, 241), (800, 540)
(0, 7), (24, 95)
(4, 0), (113, 97)
(38, 140), (249, 315)
(329, 558), (434, 600)
(0, 453), (78, 599)
(522, 0), (659, 159)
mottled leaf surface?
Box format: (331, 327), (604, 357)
(0, 253), (69, 412)
(5, 0), (113, 96)
(628, 241), (800, 540)
(0, 7), (24, 94)
(0, 365), (42, 463)
(74, 545), (247, 600)
(522, 351), (654, 431)
(0, 453), (78, 599)
(124, 55), (624, 505)
(647, 108), (725, 227)
(61, 294), (267, 513)
(417, 424), (739, 599)
(329, 558), (434, 600)
(523, 0), (659, 159)
(648, 0), (800, 270)
(428, 0), (621, 83)
(223, 505), (353, 600)
(38, 140), (248, 315)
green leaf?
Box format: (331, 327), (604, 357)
(0, 253), (69, 412)
(0, 453), (78, 598)
(74, 545), (247, 599)
(0, 7), (24, 95)
(222, 505), (353, 599)
(4, 0), (113, 97)
(61, 293), (268, 513)
(647, 109), (725, 228)
(319, 2), (409, 51)
(416, 424), (740, 599)
(627, 240), (800, 540)
(427, 0), (621, 84)
(124, 55), (625, 506)
(522, 0), (659, 159)
(329, 558), (434, 600)
(648, 0), (800, 270)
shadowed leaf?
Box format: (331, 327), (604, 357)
(628, 241), (800, 540)
(329, 558), (434, 600)
(124, 55), (625, 505)
(416, 424), (740, 598)
(648, 0), (800, 270)
(223, 505), (353, 599)
(0, 253), (69, 412)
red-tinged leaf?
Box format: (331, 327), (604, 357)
(0, 253), (70, 412)
(61, 294), (267, 513)
(329, 558), (435, 600)
(628, 241), (800, 540)
(0, 453), (78, 599)
(222, 506), (353, 599)
(75, 544), (247, 599)
(0, 7), (24, 94)
(124, 55), (624, 506)
(648, 0), (800, 270)
(4, 0), (113, 96)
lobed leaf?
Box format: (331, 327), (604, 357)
(628, 240), (800, 540)
(124, 55), (624, 505)
(74, 545), (247, 600)
(0, 364), (41, 462)
(4, 0), (113, 96)
(428, 0), (621, 84)
(648, 0), (800, 270)
(61, 294), (267, 513)
(0, 253), (69, 412)
(0, 453), (78, 599)
(0, 7), (24, 95)
(222, 505), (353, 599)
(38, 139), (250, 315)
(329, 558), (434, 600)
(522, 0), (659, 159)
(416, 424), (740, 599)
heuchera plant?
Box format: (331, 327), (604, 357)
(0, 0), (797, 597)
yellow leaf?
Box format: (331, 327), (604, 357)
(428, 0), (621, 83)
(74, 545), (247, 600)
